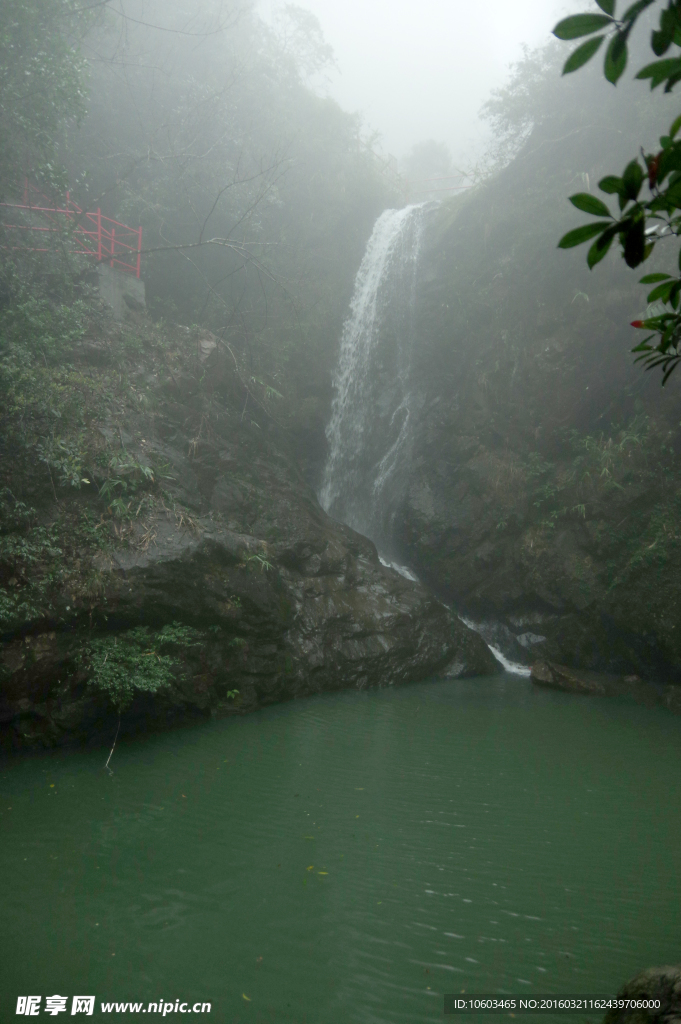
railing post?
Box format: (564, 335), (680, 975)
(7, 183), (142, 275)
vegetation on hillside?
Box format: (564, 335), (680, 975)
(0, 0), (91, 200)
(382, 39), (681, 674)
(1, 1), (399, 388)
(62, 0), (399, 382)
(0, 0), (400, 701)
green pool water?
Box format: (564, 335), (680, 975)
(1, 675), (680, 1023)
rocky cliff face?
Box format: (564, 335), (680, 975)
(401, 185), (681, 680)
(0, 314), (498, 750)
(334, 153), (681, 683)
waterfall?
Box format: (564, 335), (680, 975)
(319, 203), (429, 551)
(320, 203), (529, 675)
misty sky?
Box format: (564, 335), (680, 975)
(260, 0), (579, 168)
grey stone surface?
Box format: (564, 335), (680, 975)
(0, 331), (499, 750)
(97, 263), (145, 320)
(602, 964), (681, 1024)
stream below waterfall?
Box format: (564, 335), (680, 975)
(2, 677), (680, 1023)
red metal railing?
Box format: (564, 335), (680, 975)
(0, 180), (142, 277)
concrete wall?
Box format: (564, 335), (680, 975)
(97, 263), (146, 320)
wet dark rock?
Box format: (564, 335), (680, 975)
(0, 329), (498, 750)
(602, 964), (681, 1024)
(530, 660), (666, 709)
(365, 196), (681, 687)
(531, 660), (609, 696)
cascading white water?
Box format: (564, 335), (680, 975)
(319, 203), (429, 548)
(320, 203), (530, 675)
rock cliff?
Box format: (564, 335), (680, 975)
(0, 313), (498, 750)
(362, 155), (681, 684)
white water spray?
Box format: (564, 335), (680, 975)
(320, 204), (531, 676)
(319, 203), (429, 544)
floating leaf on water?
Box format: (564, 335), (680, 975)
(318, 871), (328, 875)
(306, 865), (314, 871)
(242, 993), (251, 1001)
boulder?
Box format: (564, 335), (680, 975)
(530, 661), (608, 695)
(0, 327), (499, 750)
(602, 964), (681, 1024)
(530, 660), (665, 708)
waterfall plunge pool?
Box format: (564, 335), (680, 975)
(2, 674), (680, 1023)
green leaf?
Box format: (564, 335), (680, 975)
(665, 179), (681, 206)
(595, 0), (615, 12)
(636, 57), (681, 89)
(587, 231), (614, 267)
(669, 113), (681, 138)
(599, 175), (624, 194)
(563, 35), (605, 73)
(647, 281), (675, 302)
(664, 71), (681, 93)
(649, 196), (670, 214)
(622, 0), (656, 22)
(662, 360), (680, 385)
(632, 335), (656, 351)
(553, 13), (613, 39)
(569, 192), (612, 216)
(652, 28), (673, 56)
(623, 218), (645, 267)
(657, 143), (681, 182)
(640, 273), (672, 283)
(558, 222), (612, 248)
(604, 31), (628, 83)
(622, 159), (644, 199)
(651, 7), (677, 55)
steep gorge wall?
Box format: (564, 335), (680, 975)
(0, 312), (497, 750)
(386, 154), (681, 680)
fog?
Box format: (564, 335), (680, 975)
(3, 0), (681, 1014)
(260, 0), (577, 166)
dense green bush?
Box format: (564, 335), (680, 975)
(79, 622), (205, 711)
